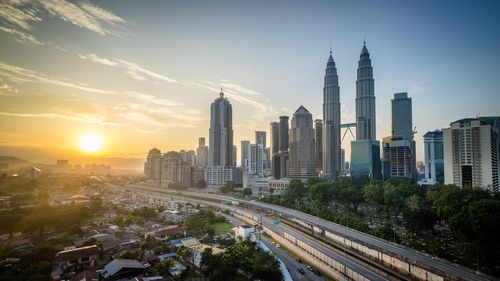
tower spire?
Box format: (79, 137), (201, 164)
(329, 40), (332, 55)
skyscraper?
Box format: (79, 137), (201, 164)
(314, 119), (323, 173)
(255, 131), (268, 170)
(196, 137), (208, 167)
(232, 145), (237, 167)
(270, 122), (279, 165)
(392, 92), (413, 140)
(286, 106), (316, 179)
(382, 92), (416, 180)
(255, 131), (266, 151)
(272, 116), (290, 179)
(443, 118), (499, 192)
(421, 130), (444, 184)
(206, 90), (234, 189)
(355, 42), (376, 140)
(249, 143), (264, 177)
(279, 116), (289, 152)
(241, 140), (250, 169)
(322, 50), (341, 180)
(208, 90), (233, 167)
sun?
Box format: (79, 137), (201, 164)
(79, 133), (103, 153)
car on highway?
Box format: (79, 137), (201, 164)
(295, 258), (302, 263)
(274, 243), (280, 248)
(298, 268), (305, 274)
(307, 265), (313, 271)
(313, 269), (321, 276)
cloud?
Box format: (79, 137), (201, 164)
(78, 53), (180, 84)
(0, 61), (118, 95)
(79, 1), (125, 24)
(408, 81), (428, 95)
(78, 53), (117, 66)
(197, 80), (283, 117)
(0, 111), (122, 127)
(0, 0), (126, 48)
(0, 61), (182, 109)
(0, 0), (41, 31)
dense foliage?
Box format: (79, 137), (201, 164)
(182, 209), (227, 236)
(262, 178), (500, 276)
(200, 240), (282, 281)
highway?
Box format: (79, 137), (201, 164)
(223, 213), (324, 281)
(108, 183), (392, 281)
(159, 187), (494, 281)
(107, 182), (497, 281)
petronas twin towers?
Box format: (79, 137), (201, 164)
(322, 42), (375, 179)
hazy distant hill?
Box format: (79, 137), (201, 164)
(0, 156), (32, 169)
(0, 146), (146, 171)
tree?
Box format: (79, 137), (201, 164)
(309, 182), (333, 205)
(242, 187), (252, 196)
(220, 181), (235, 193)
(155, 258), (174, 276)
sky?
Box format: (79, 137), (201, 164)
(0, 0), (499, 165)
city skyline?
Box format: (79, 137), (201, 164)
(1, 0), (500, 165)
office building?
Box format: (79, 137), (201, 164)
(205, 166), (235, 189)
(241, 140), (250, 169)
(286, 106), (317, 179)
(249, 143), (264, 177)
(382, 92), (416, 180)
(419, 130), (444, 185)
(206, 90), (234, 188)
(232, 145), (237, 167)
(270, 122), (279, 169)
(208, 90), (233, 167)
(272, 116), (290, 179)
(255, 131), (268, 170)
(314, 119), (323, 174)
(382, 136), (415, 179)
(351, 140), (382, 186)
(196, 137), (208, 167)
(443, 118), (499, 192)
(279, 116), (289, 152)
(322, 48), (341, 180)
(392, 92), (413, 140)
(355, 42), (376, 140)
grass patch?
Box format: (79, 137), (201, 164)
(210, 222), (232, 235)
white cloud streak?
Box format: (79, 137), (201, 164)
(78, 53), (180, 84)
(0, 0), (126, 49)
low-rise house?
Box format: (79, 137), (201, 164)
(69, 270), (99, 281)
(7, 238), (33, 250)
(102, 259), (145, 280)
(101, 239), (121, 253)
(234, 225), (255, 241)
(55, 245), (100, 272)
(145, 225), (180, 240)
(168, 260), (187, 277)
(189, 244), (224, 268)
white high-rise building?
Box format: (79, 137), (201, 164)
(249, 143), (264, 177)
(443, 118), (499, 192)
(420, 130), (444, 185)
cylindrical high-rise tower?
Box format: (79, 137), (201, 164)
(322, 50), (341, 180)
(355, 42), (376, 140)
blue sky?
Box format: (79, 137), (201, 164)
(0, 0), (499, 162)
